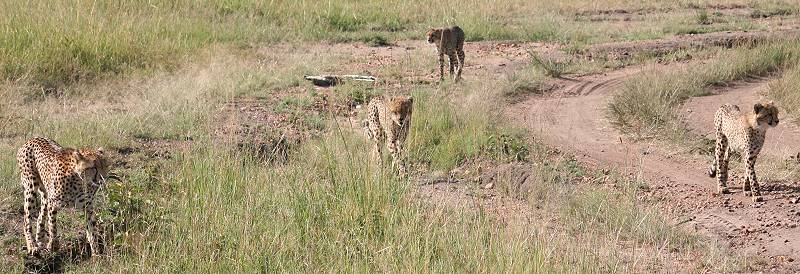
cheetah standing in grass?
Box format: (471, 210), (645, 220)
(708, 101), (779, 202)
(364, 96), (413, 176)
(426, 26), (465, 82)
(17, 137), (117, 256)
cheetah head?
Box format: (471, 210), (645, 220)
(388, 96), (413, 126)
(426, 28), (440, 44)
(754, 101), (779, 128)
(72, 148), (115, 187)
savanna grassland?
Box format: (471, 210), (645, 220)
(2, 0), (800, 273)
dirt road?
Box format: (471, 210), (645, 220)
(507, 63), (800, 270)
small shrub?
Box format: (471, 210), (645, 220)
(361, 34), (391, 47)
(483, 133), (529, 162)
(530, 53), (567, 77)
(503, 69), (547, 101)
(696, 9), (711, 25)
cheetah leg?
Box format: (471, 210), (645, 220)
(715, 136), (729, 194)
(34, 188), (48, 250)
(45, 205), (58, 253)
(388, 141), (406, 176)
(448, 53), (456, 78)
(21, 177), (39, 254)
(85, 202), (100, 256)
(455, 50), (465, 82)
(371, 126), (386, 170)
(373, 141), (384, 169)
(438, 53), (445, 81)
(746, 152), (762, 202)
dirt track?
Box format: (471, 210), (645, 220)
(506, 63), (800, 269)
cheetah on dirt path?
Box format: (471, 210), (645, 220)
(17, 137), (118, 256)
(427, 26), (465, 82)
(708, 101), (779, 202)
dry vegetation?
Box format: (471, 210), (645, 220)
(3, 0), (800, 272)
(608, 39), (800, 141)
(1, 0), (788, 88)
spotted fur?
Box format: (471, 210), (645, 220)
(18, 137), (114, 256)
(708, 101), (779, 202)
(426, 26), (465, 82)
(364, 96), (413, 176)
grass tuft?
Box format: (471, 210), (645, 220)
(530, 54), (567, 77)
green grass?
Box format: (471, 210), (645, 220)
(768, 66), (800, 121)
(68, 90), (735, 272)
(75, 130), (560, 272)
(0, 43), (744, 272)
(751, 0), (799, 18)
(530, 54), (568, 77)
(0, 0), (775, 270)
(0, 0), (775, 88)
(608, 39), (800, 140)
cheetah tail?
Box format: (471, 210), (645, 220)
(707, 166), (716, 178)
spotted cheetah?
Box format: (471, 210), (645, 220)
(18, 137), (117, 256)
(426, 26), (465, 82)
(364, 96), (413, 176)
(708, 101), (779, 202)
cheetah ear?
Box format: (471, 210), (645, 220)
(97, 147), (105, 154)
(754, 103), (764, 114)
(406, 96), (413, 104)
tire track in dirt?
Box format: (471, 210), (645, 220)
(507, 65), (800, 270)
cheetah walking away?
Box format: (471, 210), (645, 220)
(18, 137), (118, 256)
(708, 101), (779, 202)
(426, 26), (465, 82)
(364, 96), (413, 176)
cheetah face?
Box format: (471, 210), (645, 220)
(73, 148), (111, 187)
(388, 96), (413, 125)
(426, 29), (439, 44)
(754, 101), (779, 128)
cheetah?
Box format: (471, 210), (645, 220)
(17, 137), (117, 256)
(364, 96), (413, 176)
(426, 26), (465, 82)
(708, 101), (779, 202)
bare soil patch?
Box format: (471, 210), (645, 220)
(586, 28), (800, 60)
(213, 90), (328, 162)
